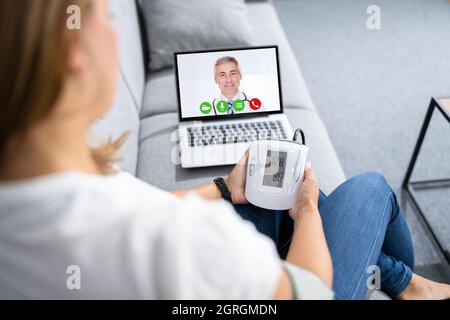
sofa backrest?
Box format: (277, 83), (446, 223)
(109, 0), (145, 112)
(91, 0), (145, 175)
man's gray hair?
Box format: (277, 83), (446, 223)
(214, 56), (241, 76)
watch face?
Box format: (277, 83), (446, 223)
(262, 150), (287, 188)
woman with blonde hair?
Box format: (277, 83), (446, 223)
(0, 0), (449, 300)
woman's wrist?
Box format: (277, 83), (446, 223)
(290, 204), (321, 227)
(171, 182), (222, 200)
(292, 201), (318, 215)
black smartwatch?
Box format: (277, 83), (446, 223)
(213, 177), (233, 203)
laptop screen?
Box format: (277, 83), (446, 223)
(175, 46), (283, 121)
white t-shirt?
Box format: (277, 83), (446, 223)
(0, 171), (282, 299)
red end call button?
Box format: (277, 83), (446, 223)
(249, 98), (262, 110)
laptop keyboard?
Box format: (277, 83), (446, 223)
(187, 120), (288, 147)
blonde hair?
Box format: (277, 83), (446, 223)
(0, 0), (126, 174)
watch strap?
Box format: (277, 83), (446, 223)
(213, 177), (233, 203)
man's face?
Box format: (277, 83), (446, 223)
(214, 61), (241, 98)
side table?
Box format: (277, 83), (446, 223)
(402, 97), (450, 265)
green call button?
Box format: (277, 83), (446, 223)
(200, 101), (212, 115)
(233, 99), (245, 112)
(216, 100), (229, 113)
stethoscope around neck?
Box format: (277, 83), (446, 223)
(212, 92), (250, 115)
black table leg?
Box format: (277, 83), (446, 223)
(402, 97), (450, 265)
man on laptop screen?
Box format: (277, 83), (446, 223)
(176, 47), (281, 119)
(212, 56), (264, 115)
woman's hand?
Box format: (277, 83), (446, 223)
(289, 162), (320, 223)
(226, 150), (249, 205)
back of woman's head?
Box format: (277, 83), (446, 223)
(0, 0), (85, 150)
(0, 0), (126, 174)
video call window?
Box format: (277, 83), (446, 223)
(176, 47), (282, 119)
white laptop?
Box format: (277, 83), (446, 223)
(175, 46), (294, 168)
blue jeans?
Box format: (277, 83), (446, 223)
(233, 172), (414, 300)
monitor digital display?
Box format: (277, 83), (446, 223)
(263, 150), (287, 188)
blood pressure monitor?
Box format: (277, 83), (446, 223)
(245, 130), (308, 210)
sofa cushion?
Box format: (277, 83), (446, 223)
(140, 70), (177, 118)
(91, 76), (140, 175)
(96, 0), (145, 174)
(108, 0), (145, 113)
(140, 0), (256, 71)
(136, 109), (345, 194)
(140, 1), (316, 119)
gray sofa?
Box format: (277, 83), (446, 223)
(95, 0), (345, 195)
